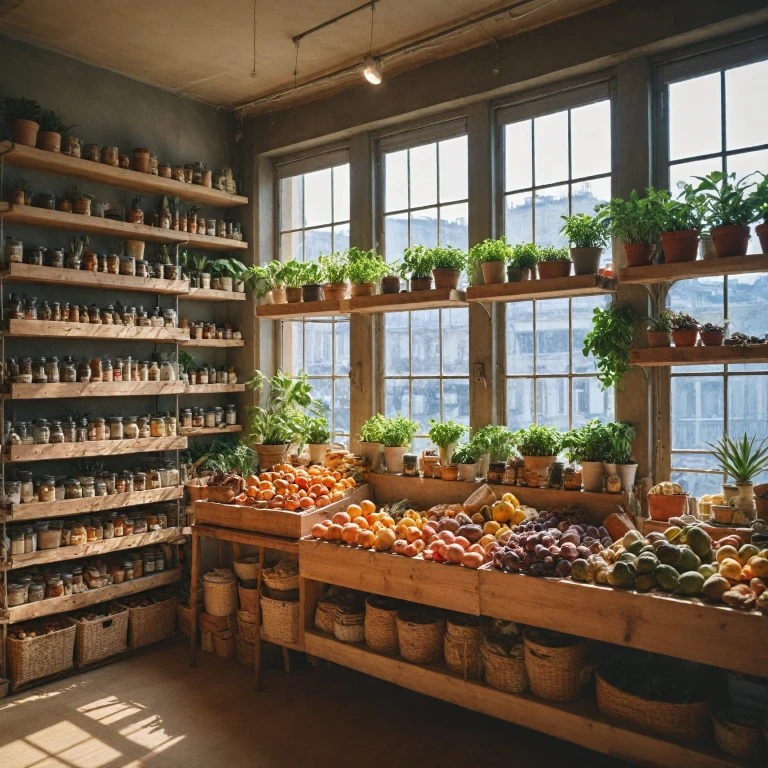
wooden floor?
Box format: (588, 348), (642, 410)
(0, 641), (633, 768)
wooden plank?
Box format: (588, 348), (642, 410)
(630, 345), (768, 367)
(466, 274), (617, 303)
(0, 141), (248, 207)
(10, 527), (185, 568)
(256, 299), (350, 320)
(8, 569), (181, 624)
(620, 253), (768, 285)
(8, 380), (186, 400)
(299, 539), (480, 614)
(8, 436), (187, 463)
(479, 566), (767, 678)
(184, 287), (247, 302)
(191, 523), (299, 553)
(181, 383), (246, 394)
(348, 288), (467, 314)
(304, 631), (740, 768)
(180, 425), (242, 436)
(7, 318), (189, 342)
(180, 338), (245, 347)
(9, 486), (183, 521)
(2, 262), (189, 295)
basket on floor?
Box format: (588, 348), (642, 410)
(75, 604), (129, 667)
(523, 627), (588, 702)
(236, 635), (255, 668)
(364, 596), (399, 654)
(237, 610), (258, 643)
(263, 561), (299, 593)
(203, 569), (237, 617)
(482, 634), (527, 693)
(176, 603), (193, 638)
(260, 590), (299, 645)
(315, 600), (339, 634)
(396, 608), (446, 664)
(128, 594), (177, 650)
(334, 605), (365, 644)
(444, 617), (492, 679)
(596, 673), (710, 741)
(238, 584), (260, 614)
(213, 631), (235, 659)
(711, 711), (764, 759)
(7, 619), (76, 687)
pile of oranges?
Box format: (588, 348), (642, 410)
(235, 463), (357, 510)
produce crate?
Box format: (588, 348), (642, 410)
(7, 619), (76, 688)
(75, 603), (129, 667)
(127, 593), (177, 649)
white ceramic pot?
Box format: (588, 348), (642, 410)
(617, 463), (638, 492)
(307, 443), (328, 464)
(581, 461), (605, 492)
(458, 463), (477, 482)
(522, 455), (557, 477)
(201, 273), (211, 289)
(476, 452), (490, 479)
(733, 482), (756, 518)
(437, 443), (457, 467)
(384, 446), (409, 474)
(219, 276), (234, 291)
(359, 441), (383, 472)
(234, 280), (245, 293)
(604, 462), (617, 477)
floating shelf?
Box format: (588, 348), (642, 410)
(7, 435), (187, 463)
(184, 288), (247, 302)
(9, 486), (183, 522)
(620, 253), (768, 284)
(256, 299), (349, 320)
(6, 318), (189, 343)
(0, 141), (248, 208)
(466, 274), (617, 303)
(180, 425), (242, 436)
(1, 262), (189, 295)
(0, 203), (247, 252)
(630, 345), (768, 367)
(7, 380), (186, 400)
(349, 288), (468, 314)
(8, 568), (181, 623)
(182, 383), (246, 394)
(181, 337), (245, 347)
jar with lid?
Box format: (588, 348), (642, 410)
(113, 515), (125, 537)
(222, 324), (233, 340)
(50, 301), (61, 322)
(18, 471), (33, 503)
(145, 513), (160, 531)
(111, 565), (125, 584)
(7, 583), (27, 606)
(45, 576), (64, 599)
(133, 517), (148, 534)
(118, 416), (137, 440)
(77, 362), (90, 382)
(146, 468), (161, 489)
(150, 415), (166, 438)
(113, 357), (123, 382)
(104, 472), (117, 495)
(143, 551), (156, 574)
(101, 146), (119, 166)
(50, 420), (65, 444)
(45, 356), (60, 383)
(131, 553), (143, 578)
(123, 560), (135, 581)
(133, 472), (147, 491)
(137, 416), (150, 439)
(224, 404), (237, 425)
(121, 305), (136, 326)
(138, 361), (148, 381)
(164, 263), (181, 281)
(227, 366), (237, 384)
(71, 566), (84, 590)
(5, 237), (23, 262)
(86, 357), (102, 382)
(214, 407), (224, 426)
(20, 422), (35, 445)
(67, 303), (79, 323)
(4, 480), (21, 505)
(138, 309), (150, 326)
(9, 530), (25, 556)
(563, 465), (583, 490)
(54, 477), (66, 500)
(197, 367), (209, 385)
(64, 479), (82, 499)
(157, 463), (171, 488)
(89, 417), (106, 441)
(119, 256), (136, 276)
(122, 470), (134, 493)
(45, 248), (65, 268)
(61, 573), (73, 596)
(39, 301), (52, 321)
(135, 259), (149, 278)
(8, 294), (22, 319)
(84, 522), (97, 542)
(106, 253), (120, 274)
(165, 413), (177, 436)
(192, 408), (204, 429)
(98, 305), (113, 325)
(61, 360), (77, 383)
(33, 420), (50, 444)
(114, 473), (127, 494)
(204, 410), (216, 428)
(102, 518), (114, 539)
(76, 417), (88, 442)
(180, 409), (193, 429)
(101, 358), (113, 382)
(28, 583), (45, 603)
(39, 475), (56, 502)
(81, 476), (95, 498)
(92, 519), (103, 540)
(123, 518), (135, 536)
(209, 368), (218, 384)
(94, 478), (107, 496)
(157, 512), (168, 529)
(61, 523), (72, 546)
(32, 358), (46, 382)
(83, 250), (98, 271)
(108, 416), (123, 440)
(147, 361), (161, 381)
(6, 423), (20, 447)
(165, 460), (180, 487)
(21, 527), (35, 553)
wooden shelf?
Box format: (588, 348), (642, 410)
(1, 262), (189, 295)
(10, 527), (185, 569)
(181, 337), (244, 347)
(7, 435), (187, 463)
(180, 425), (242, 436)
(6, 318), (189, 343)
(349, 288), (468, 314)
(9, 486), (183, 522)
(1, 203), (247, 252)
(260, 629), (303, 652)
(184, 288), (247, 302)
(8, 568), (181, 623)
(0, 141), (248, 208)
(630, 344), (768, 367)
(620, 253), (768, 284)
(7, 380), (186, 400)
(304, 631), (740, 768)
(466, 274), (617, 303)
(182, 383), (245, 394)
(256, 299), (349, 320)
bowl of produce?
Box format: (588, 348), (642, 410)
(647, 482), (688, 521)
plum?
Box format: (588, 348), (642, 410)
(589, 541), (603, 554)
(601, 536), (613, 548)
(560, 542), (578, 561)
(529, 562), (546, 577)
(576, 545), (591, 559)
(585, 526), (600, 539)
(543, 556), (554, 569)
(560, 532), (580, 547)
(598, 526), (609, 539)
(525, 538), (537, 552)
(533, 523), (543, 532)
(541, 534), (555, 548)
(554, 559), (572, 577)
(534, 544), (550, 561)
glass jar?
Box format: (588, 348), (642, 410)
(118, 417), (137, 440)
(24, 526), (37, 552)
(145, 513), (160, 531)
(157, 464), (170, 488)
(47, 248), (65, 268)
(9, 530), (25, 556)
(122, 305), (136, 326)
(150, 415), (166, 438)
(113, 515), (125, 537)
(61, 360), (77, 383)
(114, 473), (127, 494)
(50, 421), (65, 444)
(159, 363), (176, 385)
(101, 146), (119, 166)
(137, 416), (151, 439)
(123, 470), (134, 493)
(164, 264), (181, 281)
(165, 460), (180, 487)
(46, 576), (64, 599)
(180, 409), (193, 429)
(133, 517), (148, 534)
(34, 420), (51, 444)
(9, 294), (23, 319)
(44, 356), (60, 383)
(28, 583), (45, 603)
(138, 361), (149, 381)
(111, 565), (125, 584)
(108, 416), (124, 440)
(563, 466), (583, 490)
(165, 413), (177, 436)
(76, 417), (89, 442)
(18, 471), (34, 504)
(39, 475), (56, 502)
(61, 524), (73, 546)
(133, 472), (147, 491)
(147, 468), (161, 489)
(101, 358), (113, 382)
(100, 305), (114, 325)
(138, 310), (150, 326)
(123, 560), (135, 581)
(227, 366), (238, 384)
(60, 419), (76, 443)
(4, 480), (21, 505)
(197, 367), (209, 385)
(102, 518), (114, 539)
(147, 361), (161, 381)
(106, 253), (120, 274)
(89, 357), (103, 382)
(77, 362), (90, 382)
(85, 523), (97, 542)
(120, 356), (132, 381)
(89, 417), (106, 441)
(55, 478), (66, 501)
(81, 476), (96, 497)
(204, 410), (216, 428)
(191, 408), (204, 429)
(119, 256), (136, 276)
(94, 478), (107, 496)
(104, 472), (117, 495)
(143, 552), (156, 574)
(123, 518), (135, 536)
(65, 479), (82, 499)
(7, 583), (27, 606)
(136, 259), (149, 277)
(83, 250), (98, 272)
(214, 407), (224, 426)
(5, 237), (24, 263)
(132, 554), (143, 578)
(32, 358), (46, 381)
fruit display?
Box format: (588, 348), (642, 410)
(7, 616), (71, 640)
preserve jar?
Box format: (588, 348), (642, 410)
(133, 517), (148, 534)
(101, 358), (113, 382)
(111, 565), (125, 585)
(100, 306), (114, 325)
(119, 256), (136, 276)
(164, 413), (177, 436)
(147, 468), (161, 489)
(89, 357), (103, 382)
(45, 356), (60, 383)
(83, 143), (100, 161)
(51, 301), (62, 321)
(65, 479), (82, 499)
(131, 553), (143, 578)
(122, 417), (138, 440)
(8, 294), (22, 319)
(149, 154), (159, 174)
(102, 518), (114, 539)
(108, 416), (124, 440)
(27, 583), (44, 602)
(39, 301), (52, 321)
(106, 253), (120, 274)
(4, 480), (21, 505)
(94, 478), (107, 496)
(50, 421), (65, 444)
(192, 408), (204, 429)
(204, 410), (216, 428)
(563, 466), (583, 490)
(61, 360), (77, 382)
(136, 259), (149, 277)
(137, 361), (148, 381)
(164, 460), (180, 487)
(150, 415), (166, 437)
(46, 576), (64, 598)
(71, 567), (84, 590)
(133, 472), (147, 491)
(55, 478), (66, 501)
(84, 522), (97, 542)
(113, 515), (125, 537)
(24, 526), (37, 552)
(18, 471), (34, 503)
(123, 560), (135, 581)
(61, 419), (76, 442)
(5, 237), (23, 262)
(31, 358), (46, 382)
(76, 417), (89, 442)
(9, 530), (25, 556)
(84, 250), (98, 271)
(104, 472), (117, 494)
(197, 367), (209, 385)
(36, 522), (62, 550)
(7, 583), (27, 606)
(89, 417), (106, 441)
(123, 518), (135, 536)
(81, 476), (95, 497)
(39, 475), (56, 502)
(114, 473), (126, 493)
(143, 551), (156, 573)
(123, 470), (134, 493)
(77, 362), (90, 382)
(137, 416), (150, 439)
(47, 248), (65, 268)
(214, 407), (224, 426)
(60, 573), (73, 596)
(101, 146), (119, 166)
(147, 361), (161, 382)
(145, 513), (160, 531)
(61, 524), (73, 546)
(157, 512), (168, 529)
(34, 420), (51, 444)
(180, 409), (193, 429)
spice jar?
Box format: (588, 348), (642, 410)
(34, 420), (51, 444)
(119, 256), (136, 276)
(18, 471), (34, 504)
(39, 475), (56, 502)
(108, 416), (124, 440)
(150, 415), (166, 438)
(135, 259), (149, 277)
(81, 476), (96, 497)
(65, 479), (82, 499)
(106, 253), (120, 274)
(101, 146), (119, 166)
(214, 407), (224, 426)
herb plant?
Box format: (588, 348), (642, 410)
(706, 432), (768, 484)
(605, 421), (636, 464)
(398, 244), (434, 279)
(451, 443), (480, 465)
(303, 416), (332, 444)
(38, 109), (76, 134)
(347, 247), (388, 284)
(301, 260), (324, 284)
(671, 312), (699, 331)
(279, 259), (306, 288)
(245, 260), (284, 297)
(319, 250), (349, 283)
(427, 419), (468, 448)
(468, 237), (512, 284)
(537, 245), (570, 262)
(700, 322), (724, 334)
(563, 420), (611, 463)
(11, 176), (31, 194)
(694, 171), (758, 227)
(429, 245), (467, 271)
(514, 425), (563, 457)
(750, 172), (768, 223)
(645, 310), (674, 332)
(560, 213), (608, 248)
(582, 304), (636, 391)
(595, 190), (664, 243)
(648, 184), (708, 232)
(510, 242), (539, 271)
(470, 425), (517, 461)
(2, 96), (41, 123)
(359, 413), (387, 444)
(381, 413), (420, 448)
(208, 257), (247, 281)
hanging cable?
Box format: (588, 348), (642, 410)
(250, 0), (257, 77)
(293, 40), (300, 89)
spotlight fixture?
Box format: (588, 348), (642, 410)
(363, 55), (383, 85)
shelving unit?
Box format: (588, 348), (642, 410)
(182, 383), (245, 395)
(631, 344), (768, 366)
(179, 425), (242, 436)
(620, 253), (768, 284)
(6, 318), (189, 342)
(185, 287), (247, 302)
(256, 298), (349, 319)
(181, 337), (245, 347)
(6, 381), (244, 399)
(7, 436), (187, 463)
(466, 274), (617, 303)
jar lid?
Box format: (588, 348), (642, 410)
(108, 415), (123, 422)
(41, 474), (56, 484)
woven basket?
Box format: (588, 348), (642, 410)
(8, 619), (76, 687)
(444, 618), (492, 679)
(237, 610), (258, 643)
(315, 600), (339, 634)
(596, 673), (710, 741)
(176, 604), (193, 638)
(236, 635), (255, 668)
(263, 564), (299, 593)
(203, 569), (237, 617)
(523, 627), (587, 702)
(75, 605), (129, 667)
(712, 713), (764, 760)
(334, 606), (365, 644)
(128, 595), (177, 650)
(260, 591), (299, 644)
(238, 584), (260, 614)
(213, 631), (235, 659)
(396, 609), (446, 664)
(482, 637), (527, 693)
(364, 596), (399, 654)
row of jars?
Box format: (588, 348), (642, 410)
(185, 320), (240, 341)
(9, 295), (178, 327)
(8, 356), (177, 384)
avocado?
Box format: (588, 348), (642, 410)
(608, 561), (636, 589)
(635, 573), (657, 592)
(656, 543), (682, 566)
(686, 527), (712, 557)
(637, 552), (659, 574)
(698, 563), (718, 580)
(675, 547), (702, 574)
(678, 571), (705, 596)
(627, 539), (646, 556)
(655, 564), (680, 592)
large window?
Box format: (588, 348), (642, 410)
(278, 160), (351, 444)
(381, 130), (470, 451)
(663, 56), (768, 496)
(500, 90), (615, 430)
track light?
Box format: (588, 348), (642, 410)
(363, 55), (383, 84)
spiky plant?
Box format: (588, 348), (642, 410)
(706, 433), (768, 484)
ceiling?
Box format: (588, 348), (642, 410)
(0, 0), (615, 115)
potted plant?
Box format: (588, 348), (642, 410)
(2, 96), (41, 147)
(595, 191), (662, 267)
(560, 213), (609, 274)
(650, 184), (708, 263)
(605, 421), (637, 491)
(470, 424), (517, 479)
(319, 250), (349, 300)
(468, 237), (511, 285)
(66, 187), (94, 216)
(749, 172), (768, 253)
(582, 304), (636, 391)
(246, 260), (286, 303)
(280, 259), (305, 302)
(127, 196), (144, 224)
(301, 260), (325, 302)
(700, 322), (725, 347)
(694, 172), (757, 257)
(304, 415), (332, 464)
(429, 245), (466, 290)
(380, 261), (402, 294)
(451, 443), (480, 482)
(8, 177), (30, 206)
(36, 109), (75, 153)
(428, 418), (468, 467)
(381, 413), (420, 474)
(358, 413), (387, 472)
(671, 312), (699, 347)
(514, 424), (563, 479)
(563, 420), (610, 492)
(399, 244), (434, 291)
(536, 245), (572, 279)
(348, 246), (387, 297)
(507, 242), (538, 281)
(707, 432), (768, 520)
(645, 310), (674, 348)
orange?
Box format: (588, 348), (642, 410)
(285, 499), (300, 511)
(352, 516), (370, 529)
(316, 495), (330, 507)
(299, 497), (314, 509)
(332, 491), (344, 502)
(261, 489), (274, 501)
(321, 476), (336, 489)
(360, 499), (376, 516)
(346, 504), (362, 518)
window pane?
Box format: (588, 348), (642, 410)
(385, 379), (410, 418)
(573, 295), (611, 374)
(334, 378), (350, 437)
(725, 59), (768, 152)
(535, 184), (569, 247)
(280, 176), (303, 230)
(439, 203), (468, 251)
(304, 321), (333, 376)
(384, 313), (410, 376)
(669, 157), (723, 192)
(333, 164), (350, 223)
(535, 298), (570, 374)
(728, 375), (768, 477)
(572, 176), (611, 216)
(303, 168), (332, 227)
(506, 301), (534, 375)
(385, 150), (408, 212)
(671, 451), (718, 471)
(409, 143), (438, 208)
(725, 149), (768, 186)
(507, 378), (534, 430)
(505, 192), (533, 244)
(282, 321), (303, 374)
(505, 120), (533, 191)
(412, 378), (441, 435)
(671, 470), (723, 499)
(534, 111), (568, 185)
(334, 319), (350, 372)
(333, 223), (350, 253)
(442, 308), (469, 376)
(669, 73), (721, 161)
(411, 309), (440, 376)
(573, 377), (614, 426)
(536, 377), (570, 431)
(410, 208), (438, 248)
(281, 230), (303, 261)
(310, 377), (333, 426)
(728, 274), (768, 370)
(439, 136), (468, 203)
(305, 227), (332, 261)
(571, 100), (611, 178)
(442, 378), (470, 425)
(671, 376), (724, 449)
(384, 212), (409, 262)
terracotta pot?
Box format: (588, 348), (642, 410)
(37, 130), (61, 153)
(350, 282), (375, 297)
(124, 240), (145, 260)
(254, 443), (288, 472)
(323, 282), (348, 301)
(126, 209), (144, 224)
(381, 276), (401, 294)
(72, 198), (91, 216)
(672, 329), (699, 347)
(57, 200), (72, 213)
(11, 118), (39, 147)
(711, 224), (750, 257)
(661, 230), (699, 263)
(8, 189), (25, 206)
(302, 283), (324, 302)
(700, 331), (724, 346)
(432, 267), (460, 290)
(570, 247), (603, 275)
(648, 493), (688, 522)
(756, 222), (768, 254)
(410, 276), (433, 291)
(755, 482), (768, 523)
(440, 465), (459, 481)
(623, 242), (653, 267)
(537, 260), (572, 279)
(285, 287), (303, 303)
(133, 148), (151, 173)
(506, 266), (530, 282)
(647, 330), (672, 348)
(481, 260), (506, 284)
(270, 287), (287, 304)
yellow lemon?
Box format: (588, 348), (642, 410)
(492, 500), (514, 523)
(483, 521), (501, 536)
(502, 493), (520, 508)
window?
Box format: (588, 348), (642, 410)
(663, 56), (768, 496)
(278, 160), (351, 444)
(380, 130), (470, 452)
(499, 89), (615, 430)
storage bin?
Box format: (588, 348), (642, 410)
(260, 590), (299, 645)
(262, 561), (299, 593)
(7, 619), (76, 687)
(236, 610), (258, 643)
(396, 608), (446, 664)
(213, 631), (235, 658)
(482, 634), (528, 693)
(203, 569), (237, 617)
(333, 605), (365, 644)
(711, 710), (764, 760)
(238, 583), (259, 613)
(128, 594), (176, 649)
(364, 596), (399, 654)
(236, 635), (255, 668)
(233, 556), (260, 581)
(75, 604), (128, 666)
(523, 627), (588, 702)
(443, 616), (492, 679)
(176, 603), (193, 638)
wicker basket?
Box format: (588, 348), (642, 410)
(236, 635), (255, 668)
(482, 635), (528, 693)
(185, 481), (208, 502)
(238, 584), (260, 614)
(712, 712), (765, 760)
(233, 556), (260, 581)
(75, 604), (129, 667)
(263, 563), (300, 593)
(176, 603), (193, 638)
(213, 631), (235, 659)
(315, 600), (339, 634)
(7, 619), (76, 687)
(444, 617), (492, 679)
(596, 673), (711, 741)
(396, 609), (446, 664)
(364, 596), (399, 654)
(203, 569), (237, 617)
(128, 594), (177, 650)
(260, 591), (299, 645)
(523, 627), (587, 702)
(237, 610), (258, 643)
(334, 606), (365, 644)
